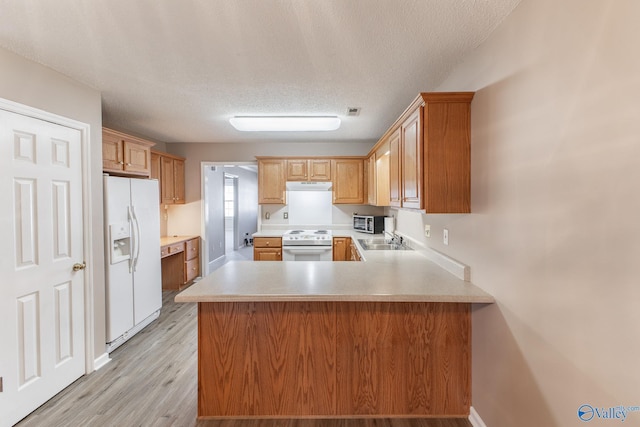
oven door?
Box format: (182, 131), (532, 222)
(282, 246), (333, 261)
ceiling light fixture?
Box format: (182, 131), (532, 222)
(229, 116), (341, 132)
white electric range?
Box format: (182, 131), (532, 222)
(281, 229), (333, 261)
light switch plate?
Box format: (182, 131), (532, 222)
(424, 225), (431, 237)
(443, 229), (449, 245)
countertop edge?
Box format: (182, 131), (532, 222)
(175, 294), (495, 304)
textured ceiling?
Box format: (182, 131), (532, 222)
(0, 0), (521, 143)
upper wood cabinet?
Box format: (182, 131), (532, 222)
(366, 155), (376, 206)
(369, 92), (474, 213)
(285, 159), (332, 181)
(102, 128), (154, 177)
(400, 108), (422, 210)
(332, 158), (364, 204)
(151, 150), (186, 205)
(258, 158), (286, 204)
(258, 157), (365, 205)
(388, 128), (401, 207)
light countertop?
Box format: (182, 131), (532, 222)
(175, 229), (494, 304)
(160, 235), (198, 246)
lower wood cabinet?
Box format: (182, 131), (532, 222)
(332, 237), (349, 261)
(198, 301), (471, 417)
(161, 237), (199, 290)
(333, 237), (361, 261)
(253, 237), (282, 261)
(349, 239), (362, 261)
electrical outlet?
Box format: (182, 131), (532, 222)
(424, 225), (431, 238)
(443, 229), (449, 245)
(284, 212), (288, 219)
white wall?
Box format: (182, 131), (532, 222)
(0, 47), (106, 365)
(394, 1), (640, 425)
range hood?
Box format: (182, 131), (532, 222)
(286, 181), (333, 191)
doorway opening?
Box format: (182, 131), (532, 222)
(202, 162), (258, 275)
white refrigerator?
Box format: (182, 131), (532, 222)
(104, 175), (162, 352)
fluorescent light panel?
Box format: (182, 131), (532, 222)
(230, 116), (341, 132)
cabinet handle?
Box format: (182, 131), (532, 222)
(266, 242), (270, 246)
(119, 161), (124, 165)
(126, 163), (132, 166)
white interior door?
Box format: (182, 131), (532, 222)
(0, 109), (86, 426)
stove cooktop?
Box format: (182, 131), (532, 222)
(282, 229), (332, 246)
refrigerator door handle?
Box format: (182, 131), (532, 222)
(127, 206), (135, 273)
(131, 205), (142, 272)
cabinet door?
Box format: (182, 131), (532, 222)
(258, 159), (286, 204)
(309, 159), (332, 181)
(102, 135), (124, 172)
(161, 156), (176, 204)
(286, 159), (308, 181)
(173, 159), (185, 204)
(254, 248), (282, 261)
(401, 109), (423, 210)
(185, 237), (199, 261)
(185, 258), (199, 283)
(150, 152), (160, 180)
(123, 140), (151, 176)
(332, 159), (364, 204)
(376, 150), (391, 207)
(367, 154), (376, 205)
(349, 241), (361, 261)
(332, 237), (349, 261)
(388, 129), (402, 207)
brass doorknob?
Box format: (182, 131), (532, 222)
(73, 262), (86, 271)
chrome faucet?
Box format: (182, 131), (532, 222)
(386, 232), (403, 246)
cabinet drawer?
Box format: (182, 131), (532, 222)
(185, 258), (199, 283)
(161, 246), (169, 258)
(168, 243), (185, 255)
(185, 238), (199, 260)
(254, 247), (282, 261)
(253, 237), (282, 248)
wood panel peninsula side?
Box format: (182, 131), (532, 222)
(175, 256), (494, 420)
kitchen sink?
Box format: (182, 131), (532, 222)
(358, 239), (413, 251)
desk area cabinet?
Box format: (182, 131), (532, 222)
(151, 150), (186, 205)
(161, 236), (200, 290)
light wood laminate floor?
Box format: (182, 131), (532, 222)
(16, 291), (471, 427)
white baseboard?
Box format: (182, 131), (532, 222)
(93, 352), (111, 371)
(469, 406), (488, 427)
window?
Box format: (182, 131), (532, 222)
(224, 178), (234, 217)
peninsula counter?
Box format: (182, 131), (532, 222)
(176, 256), (493, 419)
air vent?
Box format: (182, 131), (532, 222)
(346, 107), (361, 116)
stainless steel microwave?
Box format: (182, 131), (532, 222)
(353, 215), (385, 234)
